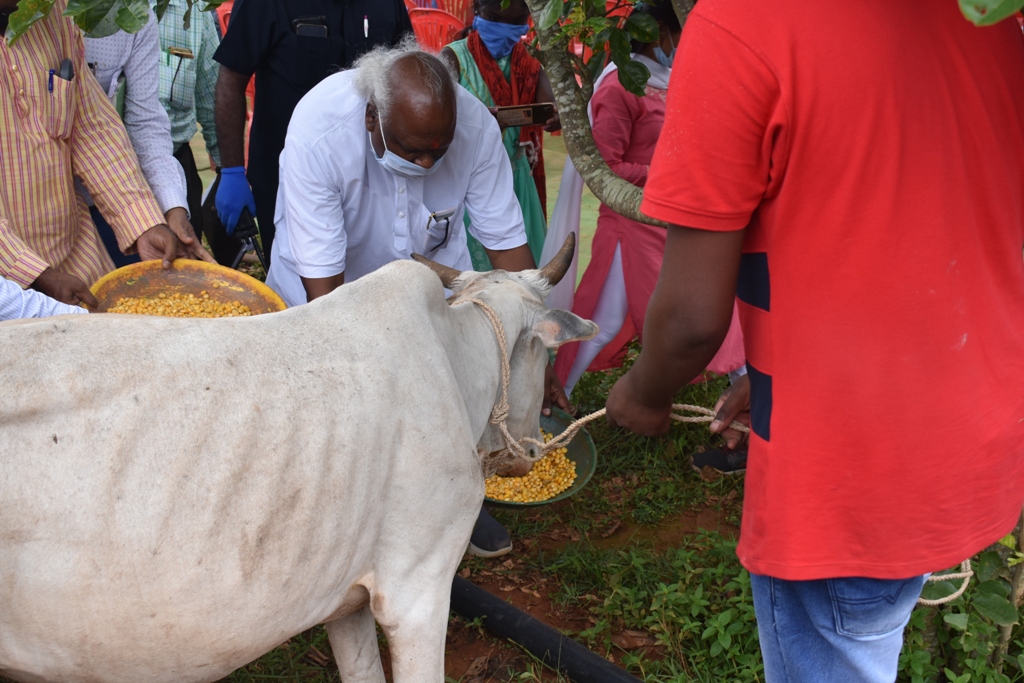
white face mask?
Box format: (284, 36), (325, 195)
(371, 115), (445, 178)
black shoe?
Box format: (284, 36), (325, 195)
(691, 447), (748, 475)
(468, 508), (513, 558)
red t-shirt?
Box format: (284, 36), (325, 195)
(642, 0), (1024, 580)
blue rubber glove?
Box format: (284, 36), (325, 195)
(215, 166), (256, 235)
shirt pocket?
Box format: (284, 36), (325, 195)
(44, 72), (78, 140)
(414, 201), (463, 256)
(280, 32), (346, 89)
(164, 60), (197, 113)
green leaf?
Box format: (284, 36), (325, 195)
(625, 12), (659, 43)
(976, 579), (1010, 598)
(607, 25), (631, 63)
(6, 0), (55, 43)
(976, 550), (1005, 583)
(972, 592), (1019, 625)
(999, 534), (1017, 551)
(615, 57), (650, 97)
(958, 0), (1024, 26)
(64, 0), (119, 36)
(920, 578), (958, 603)
(944, 612), (969, 631)
(153, 0), (170, 20)
(114, 0), (148, 34)
(537, 0), (562, 31)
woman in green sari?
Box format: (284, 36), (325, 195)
(441, 0), (559, 271)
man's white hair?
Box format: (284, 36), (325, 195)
(353, 36), (456, 119)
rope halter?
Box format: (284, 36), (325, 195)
(455, 297), (749, 474)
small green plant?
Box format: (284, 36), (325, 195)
(899, 531), (1024, 683)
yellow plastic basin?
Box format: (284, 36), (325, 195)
(90, 260), (286, 315)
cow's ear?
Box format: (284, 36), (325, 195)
(531, 309), (598, 348)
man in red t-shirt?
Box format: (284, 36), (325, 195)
(606, 0), (1024, 679)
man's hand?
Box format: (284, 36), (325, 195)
(31, 267), (98, 308)
(709, 373), (751, 450)
(164, 207), (215, 264)
(543, 110), (561, 133)
(215, 167), (256, 235)
(135, 224), (183, 268)
(543, 363), (573, 416)
(606, 369), (673, 437)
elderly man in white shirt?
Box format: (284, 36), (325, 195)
(266, 42), (558, 558)
(266, 41), (535, 306)
(81, 10), (210, 267)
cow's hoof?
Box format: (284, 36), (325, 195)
(467, 508), (513, 558)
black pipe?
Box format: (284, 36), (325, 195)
(450, 576), (643, 683)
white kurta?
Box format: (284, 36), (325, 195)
(266, 70), (526, 307)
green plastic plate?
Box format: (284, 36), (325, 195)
(485, 407), (598, 508)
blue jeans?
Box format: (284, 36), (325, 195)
(751, 573), (926, 683)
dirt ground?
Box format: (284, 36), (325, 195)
(435, 503), (740, 682)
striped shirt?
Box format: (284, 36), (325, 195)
(157, 0), (220, 166)
(0, 0), (166, 288)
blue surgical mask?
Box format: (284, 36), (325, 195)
(654, 30), (676, 68)
(472, 16), (528, 59)
(371, 115), (445, 178)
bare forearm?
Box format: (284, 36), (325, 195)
(301, 273), (345, 303)
(214, 66), (251, 169)
(628, 225), (745, 406)
(485, 243), (535, 272)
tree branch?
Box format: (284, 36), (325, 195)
(669, 0), (694, 29)
(524, 0), (667, 227)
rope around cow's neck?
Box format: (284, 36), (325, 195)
(456, 296), (970, 606)
(454, 297), (748, 465)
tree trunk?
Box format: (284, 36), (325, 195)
(669, 0), (695, 28)
(524, 0), (666, 227)
(995, 507), (1024, 673)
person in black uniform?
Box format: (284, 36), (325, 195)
(212, 0), (413, 264)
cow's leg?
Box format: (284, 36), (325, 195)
(374, 568), (456, 683)
(378, 596), (449, 683)
(325, 605), (385, 683)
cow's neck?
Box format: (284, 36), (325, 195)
(445, 297), (517, 443)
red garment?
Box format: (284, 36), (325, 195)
(467, 32), (547, 215)
(643, 0), (1024, 580)
(554, 76), (744, 382)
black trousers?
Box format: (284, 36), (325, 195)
(174, 142), (241, 267)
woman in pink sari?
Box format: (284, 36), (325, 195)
(554, 0), (744, 398)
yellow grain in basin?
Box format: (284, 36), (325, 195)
(484, 431), (577, 503)
(107, 291), (252, 318)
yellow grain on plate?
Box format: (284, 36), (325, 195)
(106, 292), (252, 318)
(485, 430), (577, 503)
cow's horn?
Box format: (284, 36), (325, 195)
(411, 253), (463, 288)
(537, 233), (576, 287)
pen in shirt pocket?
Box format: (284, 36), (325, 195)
(48, 69), (54, 93)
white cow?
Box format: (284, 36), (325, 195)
(0, 238), (595, 683)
